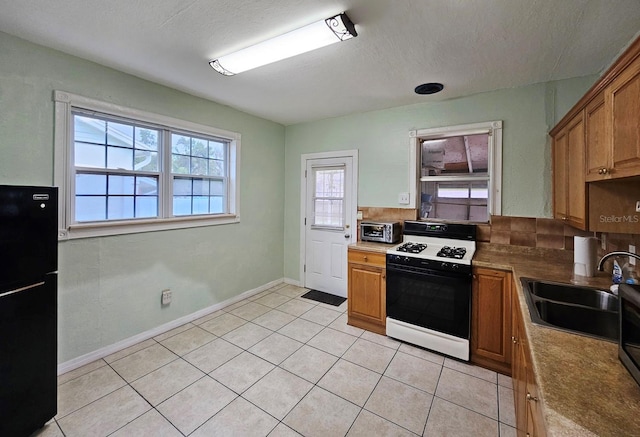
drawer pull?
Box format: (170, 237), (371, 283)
(363, 255), (368, 261)
(526, 392), (538, 402)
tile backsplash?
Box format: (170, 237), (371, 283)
(355, 209), (639, 263)
(481, 215), (594, 250)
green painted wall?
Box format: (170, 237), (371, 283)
(0, 32), (286, 362)
(283, 76), (596, 280)
(0, 29), (598, 362)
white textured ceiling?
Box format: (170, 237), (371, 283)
(1, 0), (639, 125)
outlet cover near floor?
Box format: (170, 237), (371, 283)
(161, 289), (172, 305)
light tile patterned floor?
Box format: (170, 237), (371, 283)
(37, 283), (517, 437)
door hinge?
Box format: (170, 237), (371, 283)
(304, 264), (306, 272)
(304, 218), (306, 225)
(305, 170), (307, 178)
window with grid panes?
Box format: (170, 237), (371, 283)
(54, 91), (240, 239)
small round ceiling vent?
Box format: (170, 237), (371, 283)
(415, 83), (444, 95)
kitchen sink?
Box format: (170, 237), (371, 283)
(526, 280), (618, 311)
(520, 278), (619, 341)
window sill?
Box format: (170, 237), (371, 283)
(58, 214), (240, 240)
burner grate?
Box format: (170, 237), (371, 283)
(397, 242), (427, 254)
(436, 246), (467, 259)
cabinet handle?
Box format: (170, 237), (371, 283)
(526, 392), (538, 402)
(602, 168), (609, 174)
(363, 255), (368, 261)
(511, 336), (518, 344)
(562, 216), (568, 221)
(598, 168), (604, 174)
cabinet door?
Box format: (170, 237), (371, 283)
(566, 114), (586, 229)
(606, 55), (640, 179)
(552, 131), (568, 220)
(347, 262), (386, 332)
(512, 289), (527, 437)
(471, 268), (512, 375)
(552, 112), (587, 230)
(585, 93), (608, 181)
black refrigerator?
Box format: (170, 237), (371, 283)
(0, 185), (58, 436)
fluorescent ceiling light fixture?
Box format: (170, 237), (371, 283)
(210, 12), (357, 76)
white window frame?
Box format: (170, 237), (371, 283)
(408, 120), (502, 221)
(54, 91), (240, 240)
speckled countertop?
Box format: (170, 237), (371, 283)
(350, 241), (640, 436)
(348, 241), (395, 253)
(473, 243), (640, 437)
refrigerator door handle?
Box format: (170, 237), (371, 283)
(0, 281), (45, 299)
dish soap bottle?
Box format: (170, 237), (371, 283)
(612, 259), (623, 284)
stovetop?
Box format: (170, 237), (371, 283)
(386, 221), (476, 265)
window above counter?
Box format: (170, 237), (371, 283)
(409, 121), (502, 223)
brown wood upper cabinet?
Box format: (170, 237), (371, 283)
(347, 248), (386, 335)
(603, 54), (640, 179)
(551, 35), (640, 230)
(586, 55), (640, 181)
(471, 267), (512, 375)
(585, 92), (607, 181)
(552, 111), (586, 230)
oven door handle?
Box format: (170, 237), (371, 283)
(386, 263), (471, 280)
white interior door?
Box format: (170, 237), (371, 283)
(303, 154), (356, 297)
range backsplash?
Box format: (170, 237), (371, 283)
(356, 208), (639, 269)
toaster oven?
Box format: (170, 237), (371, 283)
(360, 221), (401, 244)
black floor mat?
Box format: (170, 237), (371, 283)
(300, 289), (346, 307)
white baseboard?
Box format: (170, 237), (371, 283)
(283, 277), (302, 287)
(58, 278), (285, 375)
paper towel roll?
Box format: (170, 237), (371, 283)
(574, 236), (597, 277)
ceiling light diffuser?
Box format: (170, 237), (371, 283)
(210, 13), (357, 76)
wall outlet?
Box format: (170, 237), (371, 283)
(357, 210), (363, 220)
(161, 289), (172, 305)
(630, 245), (637, 266)
(398, 192), (410, 204)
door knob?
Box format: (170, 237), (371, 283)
(344, 234), (351, 239)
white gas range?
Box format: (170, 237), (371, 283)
(385, 221), (477, 361)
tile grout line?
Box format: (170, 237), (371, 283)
(55, 286), (509, 436)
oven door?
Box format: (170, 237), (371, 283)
(386, 263), (471, 339)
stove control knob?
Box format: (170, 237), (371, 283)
(451, 264), (459, 270)
(404, 257), (411, 263)
(441, 262), (448, 269)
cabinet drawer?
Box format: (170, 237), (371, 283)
(348, 250), (386, 267)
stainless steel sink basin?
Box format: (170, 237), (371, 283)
(526, 280), (618, 311)
(521, 278), (619, 341)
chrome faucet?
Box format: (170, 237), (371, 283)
(597, 251), (640, 271)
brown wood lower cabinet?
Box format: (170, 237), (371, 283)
(347, 248), (386, 335)
(512, 284), (546, 437)
(471, 267), (512, 375)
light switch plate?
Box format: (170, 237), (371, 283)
(357, 210), (363, 220)
(630, 245), (637, 266)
